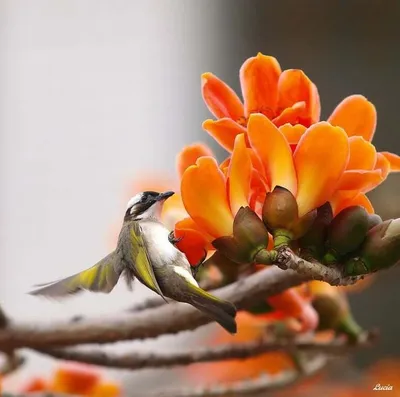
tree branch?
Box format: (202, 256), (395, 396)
(37, 333), (374, 371)
(148, 355), (328, 397)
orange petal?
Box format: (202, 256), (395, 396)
(203, 118), (247, 152)
(276, 69), (321, 126)
(328, 95), (377, 141)
(175, 218), (213, 265)
(279, 123), (307, 145)
(201, 72), (244, 120)
(247, 113), (297, 194)
(272, 102), (306, 127)
(90, 383), (121, 397)
(337, 170), (384, 193)
(21, 378), (48, 392)
(240, 53), (282, 118)
(176, 143), (214, 179)
(347, 136), (377, 170)
(51, 364), (99, 393)
(227, 134), (252, 216)
(294, 122), (350, 216)
(181, 157), (233, 238)
(332, 191), (374, 216)
(381, 151), (400, 172)
(375, 152), (391, 179)
(267, 289), (318, 332)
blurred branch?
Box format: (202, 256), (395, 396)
(37, 333), (375, 371)
(0, 248), (363, 351)
(149, 355), (328, 397)
(0, 266), (308, 350)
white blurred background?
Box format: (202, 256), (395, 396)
(0, 0), (229, 391)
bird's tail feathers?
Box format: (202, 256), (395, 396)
(188, 286), (237, 334)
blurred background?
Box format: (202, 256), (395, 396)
(0, 0), (399, 394)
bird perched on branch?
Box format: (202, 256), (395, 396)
(29, 191), (237, 334)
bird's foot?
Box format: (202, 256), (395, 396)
(191, 249), (208, 278)
(168, 231), (183, 246)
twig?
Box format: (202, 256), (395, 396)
(255, 248), (359, 286)
(37, 333), (373, 370)
(0, 266), (308, 350)
(148, 355), (328, 397)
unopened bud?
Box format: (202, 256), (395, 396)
(212, 207), (268, 264)
(324, 206), (369, 264)
(262, 186), (316, 242)
(367, 214), (383, 229)
(299, 202), (333, 259)
(345, 218), (400, 275)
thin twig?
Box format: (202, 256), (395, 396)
(148, 355), (328, 397)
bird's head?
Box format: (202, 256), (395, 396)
(124, 191), (175, 221)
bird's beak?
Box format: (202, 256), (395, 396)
(157, 191), (175, 201)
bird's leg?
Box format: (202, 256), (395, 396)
(168, 230), (183, 246)
(191, 249), (208, 279)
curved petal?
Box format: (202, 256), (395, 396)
(203, 118), (247, 153)
(375, 153), (391, 179)
(272, 102), (306, 127)
(228, 134), (252, 216)
(276, 69), (321, 126)
(240, 53), (282, 118)
(328, 95), (377, 141)
(175, 218), (213, 265)
(201, 73), (244, 120)
(181, 156), (233, 238)
(294, 122), (350, 216)
(247, 113), (297, 194)
(279, 123), (307, 145)
(331, 191), (374, 216)
(347, 136), (377, 170)
(381, 151), (400, 172)
(176, 143), (214, 179)
(337, 170), (384, 192)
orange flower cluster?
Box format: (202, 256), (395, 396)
(173, 53), (400, 265)
(20, 364), (120, 396)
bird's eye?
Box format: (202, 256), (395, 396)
(140, 195), (147, 203)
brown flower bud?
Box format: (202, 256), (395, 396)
(367, 214), (383, 229)
(324, 206), (369, 264)
(212, 207), (269, 264)
(299, 202), (333, 259)
(345, 218), (400, 275)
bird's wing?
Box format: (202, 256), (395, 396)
(29, 251), (123, 297)
(129, 222), (166, 300)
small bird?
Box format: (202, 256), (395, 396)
(29, 191), (237, 333)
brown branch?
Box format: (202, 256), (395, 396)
(255, 248), (360, 286)
(148, 355), (328, 397)
(37, 333), (374, 371)
(0, 266), (308, 350)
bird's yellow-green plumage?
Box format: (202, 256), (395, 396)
(129, 223), (165, 299)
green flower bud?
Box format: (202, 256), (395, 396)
(345, 219), (400, 275)
(262, 186), (298, 233)
(368, 214), (383, 229)
(212, 207), (269, 264)
(262, 186), (316, 243)
(324, 206), (369, 264)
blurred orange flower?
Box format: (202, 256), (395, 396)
(20, 364), (120, 396)
(202, 53), (320, 151)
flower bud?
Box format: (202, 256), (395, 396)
(212, 207), (269, 264)
(345, 219), (400, 275)
(368, 214), (383, 229)
(299, 202), (333, 259)
(262, 186), (316, 241)
(324, 206), (369, 264)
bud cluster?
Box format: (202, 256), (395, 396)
(211, 186), (400, 276)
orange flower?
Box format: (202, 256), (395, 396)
(202, 53), (320, 151)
